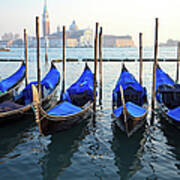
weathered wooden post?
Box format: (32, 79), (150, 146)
(139, 32), (143, 86)
(24, 28), (28, 86)
(99, 27), (103, 106)
(36, 16), (41, 98)
(93, 22), (99, 112)
(176, 42), (180, 82)
(62, 26), (66, 95)
(151, 18), (159, 122)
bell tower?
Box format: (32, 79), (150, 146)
(42, 0), (50, 37)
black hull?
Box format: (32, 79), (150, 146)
(40, 109), (91, 136)
(0, 88), (58, 126)
(0, 109), (33, 125)
(114, 114), (145, 137)
(157, 102), (180, 130)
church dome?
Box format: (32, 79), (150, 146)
(69, 20), (78, 31)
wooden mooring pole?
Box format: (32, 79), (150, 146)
(151, 18), (159, 123)
(62, 26), (66, 95)
(139, 32), (143, 86)
(24, 29), (28, 86)
(99, 27), (103, 106)
(93, 22), (99, 112)
(36, 16), (41, 98)
(176, 42), (180, 82)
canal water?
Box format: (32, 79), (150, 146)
(0, 47), (179, 180)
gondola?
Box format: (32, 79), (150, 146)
(112, 64), (148, 137)
(32, 63), (94, 136)
(0, 61), (25, 103)
(156, 64), (180, 129)
(0, 62), (60, 125)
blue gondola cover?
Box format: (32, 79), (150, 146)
(48, 101), (82, 116)
(20, 65), (60, 105)
(156, 66), (175, 103)
(168, 107), (180, 122)
(0, 63), (25, 93)
(113, 65), (147, 107)
(113, 102), (147, 118)
(47, 64), (94, 116)
(156, 66), (175, 89)
(62, 65), (94, 104)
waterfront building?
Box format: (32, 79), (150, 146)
(69, 20), (79, 31)
(159, 39), (179, 47)
(0, 40), (10, 47)
(42, 0), (50, 37)
(1, 33), (20, 41)
(47, 20), (93, 47)
(103, 35), (135, 48)
(0, 33), (21, 48)
(68, 21), (93, 47)
(0, 1), (135, 48)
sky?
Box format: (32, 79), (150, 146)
(0, 0), (180, 46)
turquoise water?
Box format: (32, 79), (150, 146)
(0, 47), (180, 180)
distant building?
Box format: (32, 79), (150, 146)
(11, 39), (23, 48)
(69, 20), (79, 31)
(67, 21), (93, 47)
(103, 35), (135, 48)
(42, 0), (50, 37)
(41, 0), (92, 47)
(0, 32), (21, 48)
(159, 39), (179, 47)
(0, 1), (135, 48)
(1, 32), (20, 41)
(47, 20), (93, 47)
(0, 40), (9, 47)
(67, 38), (78, 47)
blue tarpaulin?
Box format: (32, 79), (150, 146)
(156, 66), (175, 90)
(19, 65), (60, 105)
(156, 66), (176, 103)
(168, 106), (180, 122)
(113, 102), (147, 118)
(48, 101), (82, 116)
(62, 64), (94, 103)
(47, 64), (93, 116)
(113, 65), (147, 107)
(0, 63), (25, 93)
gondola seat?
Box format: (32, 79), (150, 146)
(48, 101), (82, 116)
(0, 101), (23, 112)
(114, 102), (147, 118)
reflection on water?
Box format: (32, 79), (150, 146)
(0, 48), (180, 179)
(111, 121), (146, 180)
(40, 120), (91, 180)
(0, 118), (34, 161)
(159, 116), (180, 173)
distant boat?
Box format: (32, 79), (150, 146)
(0, 48), (10, 52)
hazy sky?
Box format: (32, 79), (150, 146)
(0, 0), (180, 46)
